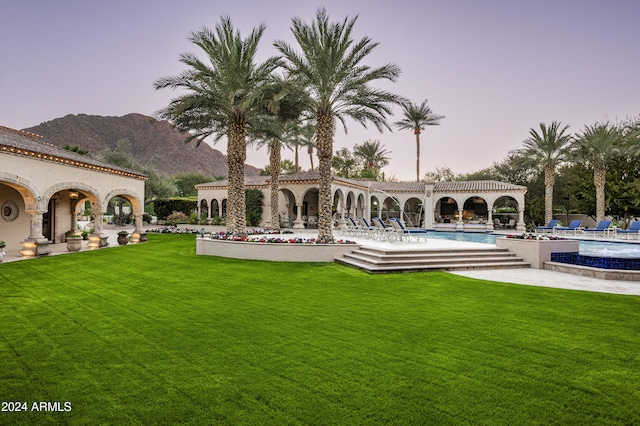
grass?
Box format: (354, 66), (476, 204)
(1, 234), (639, 425)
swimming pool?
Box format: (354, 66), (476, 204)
(426, 232), (640, 259)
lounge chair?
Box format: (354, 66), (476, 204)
(583, 220), (612, 237)
(553, 220), (583, 235)
(372, 217), (399, 242)
(357, 217), (379, 239)
(616, 221), (640, 240)
(390, 218), (429, 242)
(343, 217), (362, 237)
(535, 219), (560, 233)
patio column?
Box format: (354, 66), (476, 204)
(487, 203), (494, 231)
(338, 202), (346, 229)
(131, 213), (143, 243)
(89, 213), (109, 249)
(20, 209), (50, 257)
(516, 208), (526, 232)
(293, 202), (305, 229)
(456, 208), (464, 231)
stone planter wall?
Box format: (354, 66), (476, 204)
(196, 238), (359, 262)
(496, 238), (579, 269)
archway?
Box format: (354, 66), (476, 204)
(436, 197), (458, 223)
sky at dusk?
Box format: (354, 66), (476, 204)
(2, 0), (639, 181)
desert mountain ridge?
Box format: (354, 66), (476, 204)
(23, 113), (260, 177)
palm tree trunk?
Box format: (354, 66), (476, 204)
(544, 163), (555, 225)
(270, 141), (282, 230)
(415, 129), (421, 182)
(594, 165), (606, 222)
(294, 142), (299, 173)
(308, 146), (314, 170)
(227, 122), (247, 236)
(316, 114), (334, 243)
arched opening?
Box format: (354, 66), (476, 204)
(493, 196), (519, 229)
(462, 196), (488, 223)
(278, 189), (295, 228)
(200, 199), (209, 223)
(436, 197), (458, 223)
(403, 197), (424, 227)
(221, 199), (228, 218)
(302, 188), (319, 228)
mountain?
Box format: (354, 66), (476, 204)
(23, 113), (259, 177)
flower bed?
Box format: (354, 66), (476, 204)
(196, 233), (359, 262)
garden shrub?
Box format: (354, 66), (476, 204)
(245, 189), (263, 227)
(154, 198), (197, 220)
(166, 211), (190, 226)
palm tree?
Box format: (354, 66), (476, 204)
(275, 7), (402, 242)
(254, 75), (308, 230)
(353, 139), (391, 179)
(299, 122), (316, 170)
(394, 100), (445, 182)
(154, 17), (279, 236)
(517, 121), (572, 224)
(572, 122), (623, 222)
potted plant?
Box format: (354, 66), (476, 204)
(117, 231), (129, 246)
(65, 232), (82, 252)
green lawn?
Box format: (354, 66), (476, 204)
(1, 234), (639, 425)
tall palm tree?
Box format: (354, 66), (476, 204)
(353, 139), (391, 180)
(572, 122), (623, 222)
(299, 122), (316, 170)
(517, 121), (572, 224)
(254, 75), (308, 230)
(275, 7), (402, 242)
(154, 17), (279, 236)
(394, 99), (445, 182)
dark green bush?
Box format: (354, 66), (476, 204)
(154, 199), (197, 220)
(245, 189), (263, 227)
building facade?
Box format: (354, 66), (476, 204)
(196, 170), (527, 232)
(0, 125), (147, 257)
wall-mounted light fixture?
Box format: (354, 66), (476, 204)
(68, 190), (79, 200)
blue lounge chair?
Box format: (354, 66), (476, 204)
(357, 217), (379, 239)
(535, 219), (560, 233)
(372, 217), (399, 241)
(616, 221), (640, 240)
(553, 220), (583, 235)
(583, 220), (612, 236)
(390, 218), (429, 242)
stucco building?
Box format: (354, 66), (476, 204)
(0, 125), (147, 258)
(196, 170), (527, 232)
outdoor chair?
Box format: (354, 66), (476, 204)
(390, 218), (429, 242)
(553, 220), (583, 235)
(372, 217), (399, 242)
(616, 221), (640, 240)
(535, 219), (560, 233)
(583, 220), (612, 237)
(342, 217), (362, 238)
(357, 217), (379, 240)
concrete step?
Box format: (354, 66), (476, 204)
(336, 246), (530, 273)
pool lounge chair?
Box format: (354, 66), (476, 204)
(553, 220), (583, 235)
(616, 221), (640, 240)
(535, 219), (560, 233)
(583, 220), (612, 237)
(357, 217), (379, 240)
(372, 217), (399, 242)
(390, 218), (429, 242)
(343, 217), (362, 237)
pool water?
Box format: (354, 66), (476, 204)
(426, 231), (640, 259)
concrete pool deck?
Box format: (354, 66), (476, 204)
(2, 227), (639, 296)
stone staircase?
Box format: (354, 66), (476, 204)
(336, 246), (530, 273)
